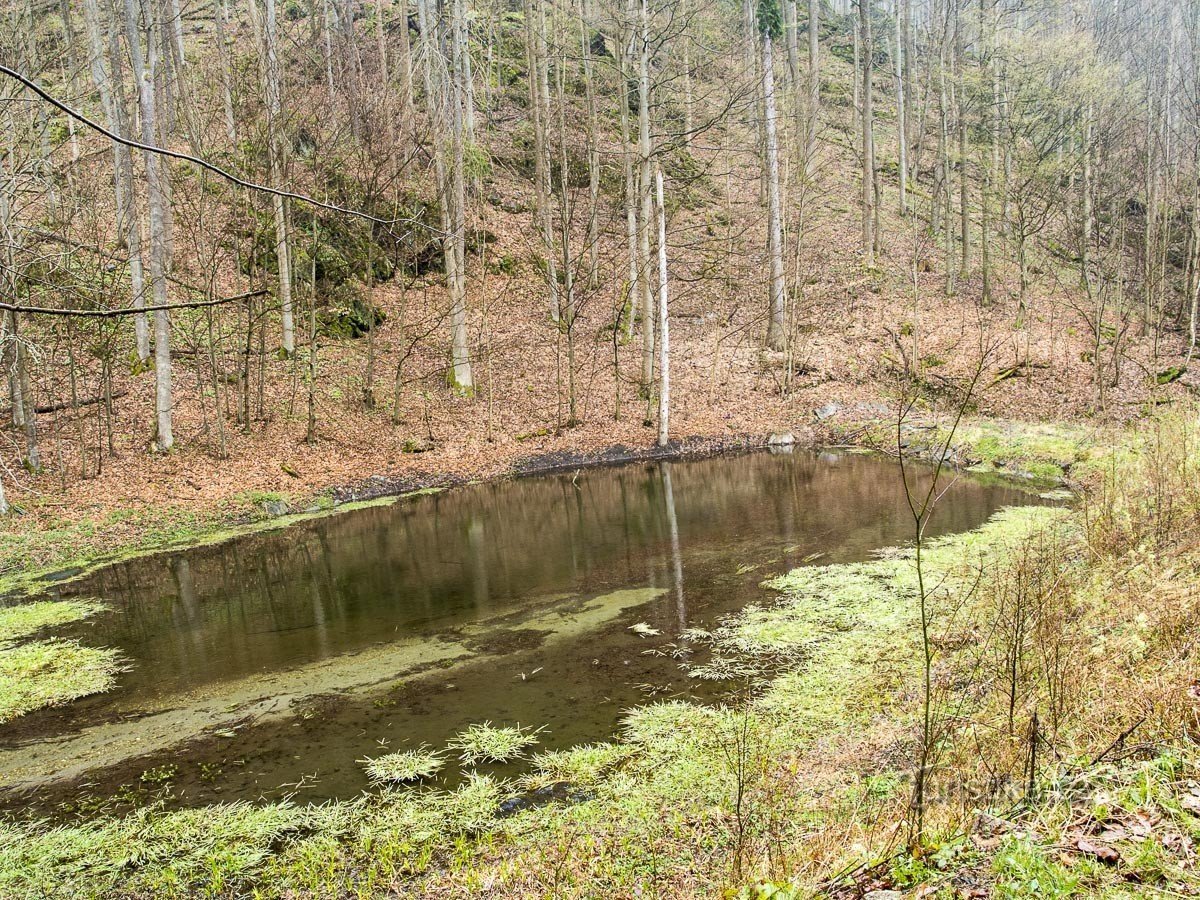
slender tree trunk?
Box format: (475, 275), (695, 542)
(525, 0), (560, 322)
(681, 0), (694, 146)
(619, 4), (640, 342)
(398, 0), (415, 115)
(896, 0), (908, 215)
(655, 167), (670, 447)
(124, 0), (174, 450)
(763, 31), (786, 350)
(250, 0), (295, 356)
(322, 0), (337, 98)
(806, 0), (819, 177)
(859, 0), (875, 265)
(956, 10), (969, 279)
(638, 0), (655, 406)
(9, 313), (39, 472)
(449, 0), (473, 392)
(580, 0), (600, 288)
(83, 0), (150, 361)
(215, 0), (237, 142)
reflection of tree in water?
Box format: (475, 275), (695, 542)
(52, 452), (1031, 703)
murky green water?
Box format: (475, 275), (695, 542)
(0, 449), (1037, 816)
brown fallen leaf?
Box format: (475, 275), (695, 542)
(1077, 838), (1121, 865)
(1181, 790), (1200, 814)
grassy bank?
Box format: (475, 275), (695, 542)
(0, 600), (121, 724)
(838, 415), (1100, 483)
(2, 412), (1198, 897)
(0, 488), (450, 599)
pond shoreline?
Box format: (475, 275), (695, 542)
(2, 430), (801, 600)
(2, 415), (1088, 601)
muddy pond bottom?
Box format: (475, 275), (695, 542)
(0, 449), (1039, 818)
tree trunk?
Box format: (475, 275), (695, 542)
(83, 0), (150, 361)
(638, 0), (655, 406)
(806, 0), (819, 177)
(763, 31), (786, 350)
(580, 0), (600, 288)
(250, 0), (295, 356)
(525, 0), (560, 322)
(895, 0), (908, 215)
(655, 167), (670, 448)
(619, 2), (640, 342)
(123, 0), (174, 450)
(449, 0), (473, 392)
(859, 0), (875, 264)
(215, 0), (237, 143)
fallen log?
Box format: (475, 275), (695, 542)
(33, 390), (129, 414)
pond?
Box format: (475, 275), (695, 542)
(0, 448), (1038, 818)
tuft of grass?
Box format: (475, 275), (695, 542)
(0, 639), (123, 723)
(0, 599), (105, 642)
(522, 742), (635, 791)
(448, 722), (544, 765)
(362, 747), (446, 785)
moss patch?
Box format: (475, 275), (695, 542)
(837, 416), (1097, 483)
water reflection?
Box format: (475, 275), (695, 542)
(32, 450), (1031, 708)
(3, 450), (1039, 807)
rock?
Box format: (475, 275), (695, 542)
(767, 431), (796, 446)
(814, 402), (843, 421)
(402, 438), (435, 454)
(261, 499), (290, 517)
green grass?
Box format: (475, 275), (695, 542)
(522, 742), (634, 791)
(361, 747), (446, 785)
(0, 639), (123, 723)
(0, 599), (104, 642)
(448, 722), (544, 765)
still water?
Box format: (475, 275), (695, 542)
(0, 449), (1036, 815)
